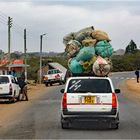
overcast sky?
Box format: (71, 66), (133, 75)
(0, 0), (140, 53)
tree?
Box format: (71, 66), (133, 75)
(125, 40), (137, 54)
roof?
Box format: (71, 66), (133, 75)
(6, 64), (30, 68)
(48, 62), (67, 76)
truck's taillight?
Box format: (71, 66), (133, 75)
(112, 92), (117, 108)
(55, 74), (60, 78)
(62, 92), (67, 108)
(9, 84), (13, 94)
(43, 76), (48, 80)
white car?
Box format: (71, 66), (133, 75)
(60, 76), (120, 129)
(0, 75), (21, 102)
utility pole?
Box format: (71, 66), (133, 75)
(39, 33), (46, 84)
(39, 35), (43, 84)
(8, 16), (12, 65)
(24, 29), (27, 82)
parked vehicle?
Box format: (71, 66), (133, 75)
(43, 69), (65, 86)
(60, 76), (120, 129)
(0, 75), (21, 102)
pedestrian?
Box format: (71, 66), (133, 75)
(21, 71), (25, 81)
(21, 84), (28, 101)
(135, 69), (139, 83)
(17, 77), (28, 101)
(12, 70), (17, 77)
(8, 71), (12, 75)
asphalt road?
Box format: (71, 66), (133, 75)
(0, 71), (140, 139)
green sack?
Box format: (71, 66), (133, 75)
(76, 46), (95, 62)
(68, 58), (84, 74)
(95, 40), (113, 58)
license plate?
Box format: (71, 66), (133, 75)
(83, 96), (95, 104)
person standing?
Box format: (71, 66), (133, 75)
(17, 77), (28, 101)
(12, 70), (17, 77)
(135, 69), (139, 83)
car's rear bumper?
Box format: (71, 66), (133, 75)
(61, 108), (119, 124)
(44, 79), (61, 84)
(62, 108), (117, 115)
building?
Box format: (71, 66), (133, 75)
(0, 59), (29, 77)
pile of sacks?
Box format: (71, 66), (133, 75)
(63, 26), (113, 76)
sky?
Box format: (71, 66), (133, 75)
(0, 0), (140, 53)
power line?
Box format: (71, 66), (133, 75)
(0, 10), (37, 46)
(0, 19), (7, 25)
(0, 15), (7, 22)
(0, 11), (7, 17)
(0, 15), (7, 25)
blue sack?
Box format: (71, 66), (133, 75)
(76, 46), (95, 62)
(95, 40), (113, 58)
(68, 58), (84, 74)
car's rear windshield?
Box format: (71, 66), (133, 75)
(67, 79), (112, 93)
(0, 76), (9, 84)
(48, 69), (61, 74)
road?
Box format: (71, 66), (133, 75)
(0, 72), (140, 139)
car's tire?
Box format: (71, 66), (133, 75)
(50, 83), (52, 86)
(17, 92), (22, 101)
(10, 92), (16, 103)
(61, 115), (69, 129)
(111, 123), (119, 129)
(45, 83), (48, 87)
(111, 113), (119, 129)
(61, 121), (69, 129)
(10, 97), (16, 103)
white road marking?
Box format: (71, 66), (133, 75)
(113, 77), (136, 80)
(131, 78), (136, 79)
(120, 77), (124, 79)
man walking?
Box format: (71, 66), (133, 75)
(135, 69), (139, 83)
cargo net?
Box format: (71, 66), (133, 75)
(63, 26), (113, 77)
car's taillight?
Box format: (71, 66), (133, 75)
(112, 92), (117, 108)
(9, 84), (13, 94)
(62, 92), (67, 108)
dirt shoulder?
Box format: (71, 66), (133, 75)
(119, 79), (140, 104)
(126, 79), (140, 93)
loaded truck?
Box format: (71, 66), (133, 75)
(43, 69), (65, 86)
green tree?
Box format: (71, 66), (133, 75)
(125, 40), (137, 54)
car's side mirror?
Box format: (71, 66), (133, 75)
(60, 89), (64, 93)
(115, 89), (121, 94)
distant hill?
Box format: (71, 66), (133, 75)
(27, 51), (63, 57)
(113, 49), (125, 55)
